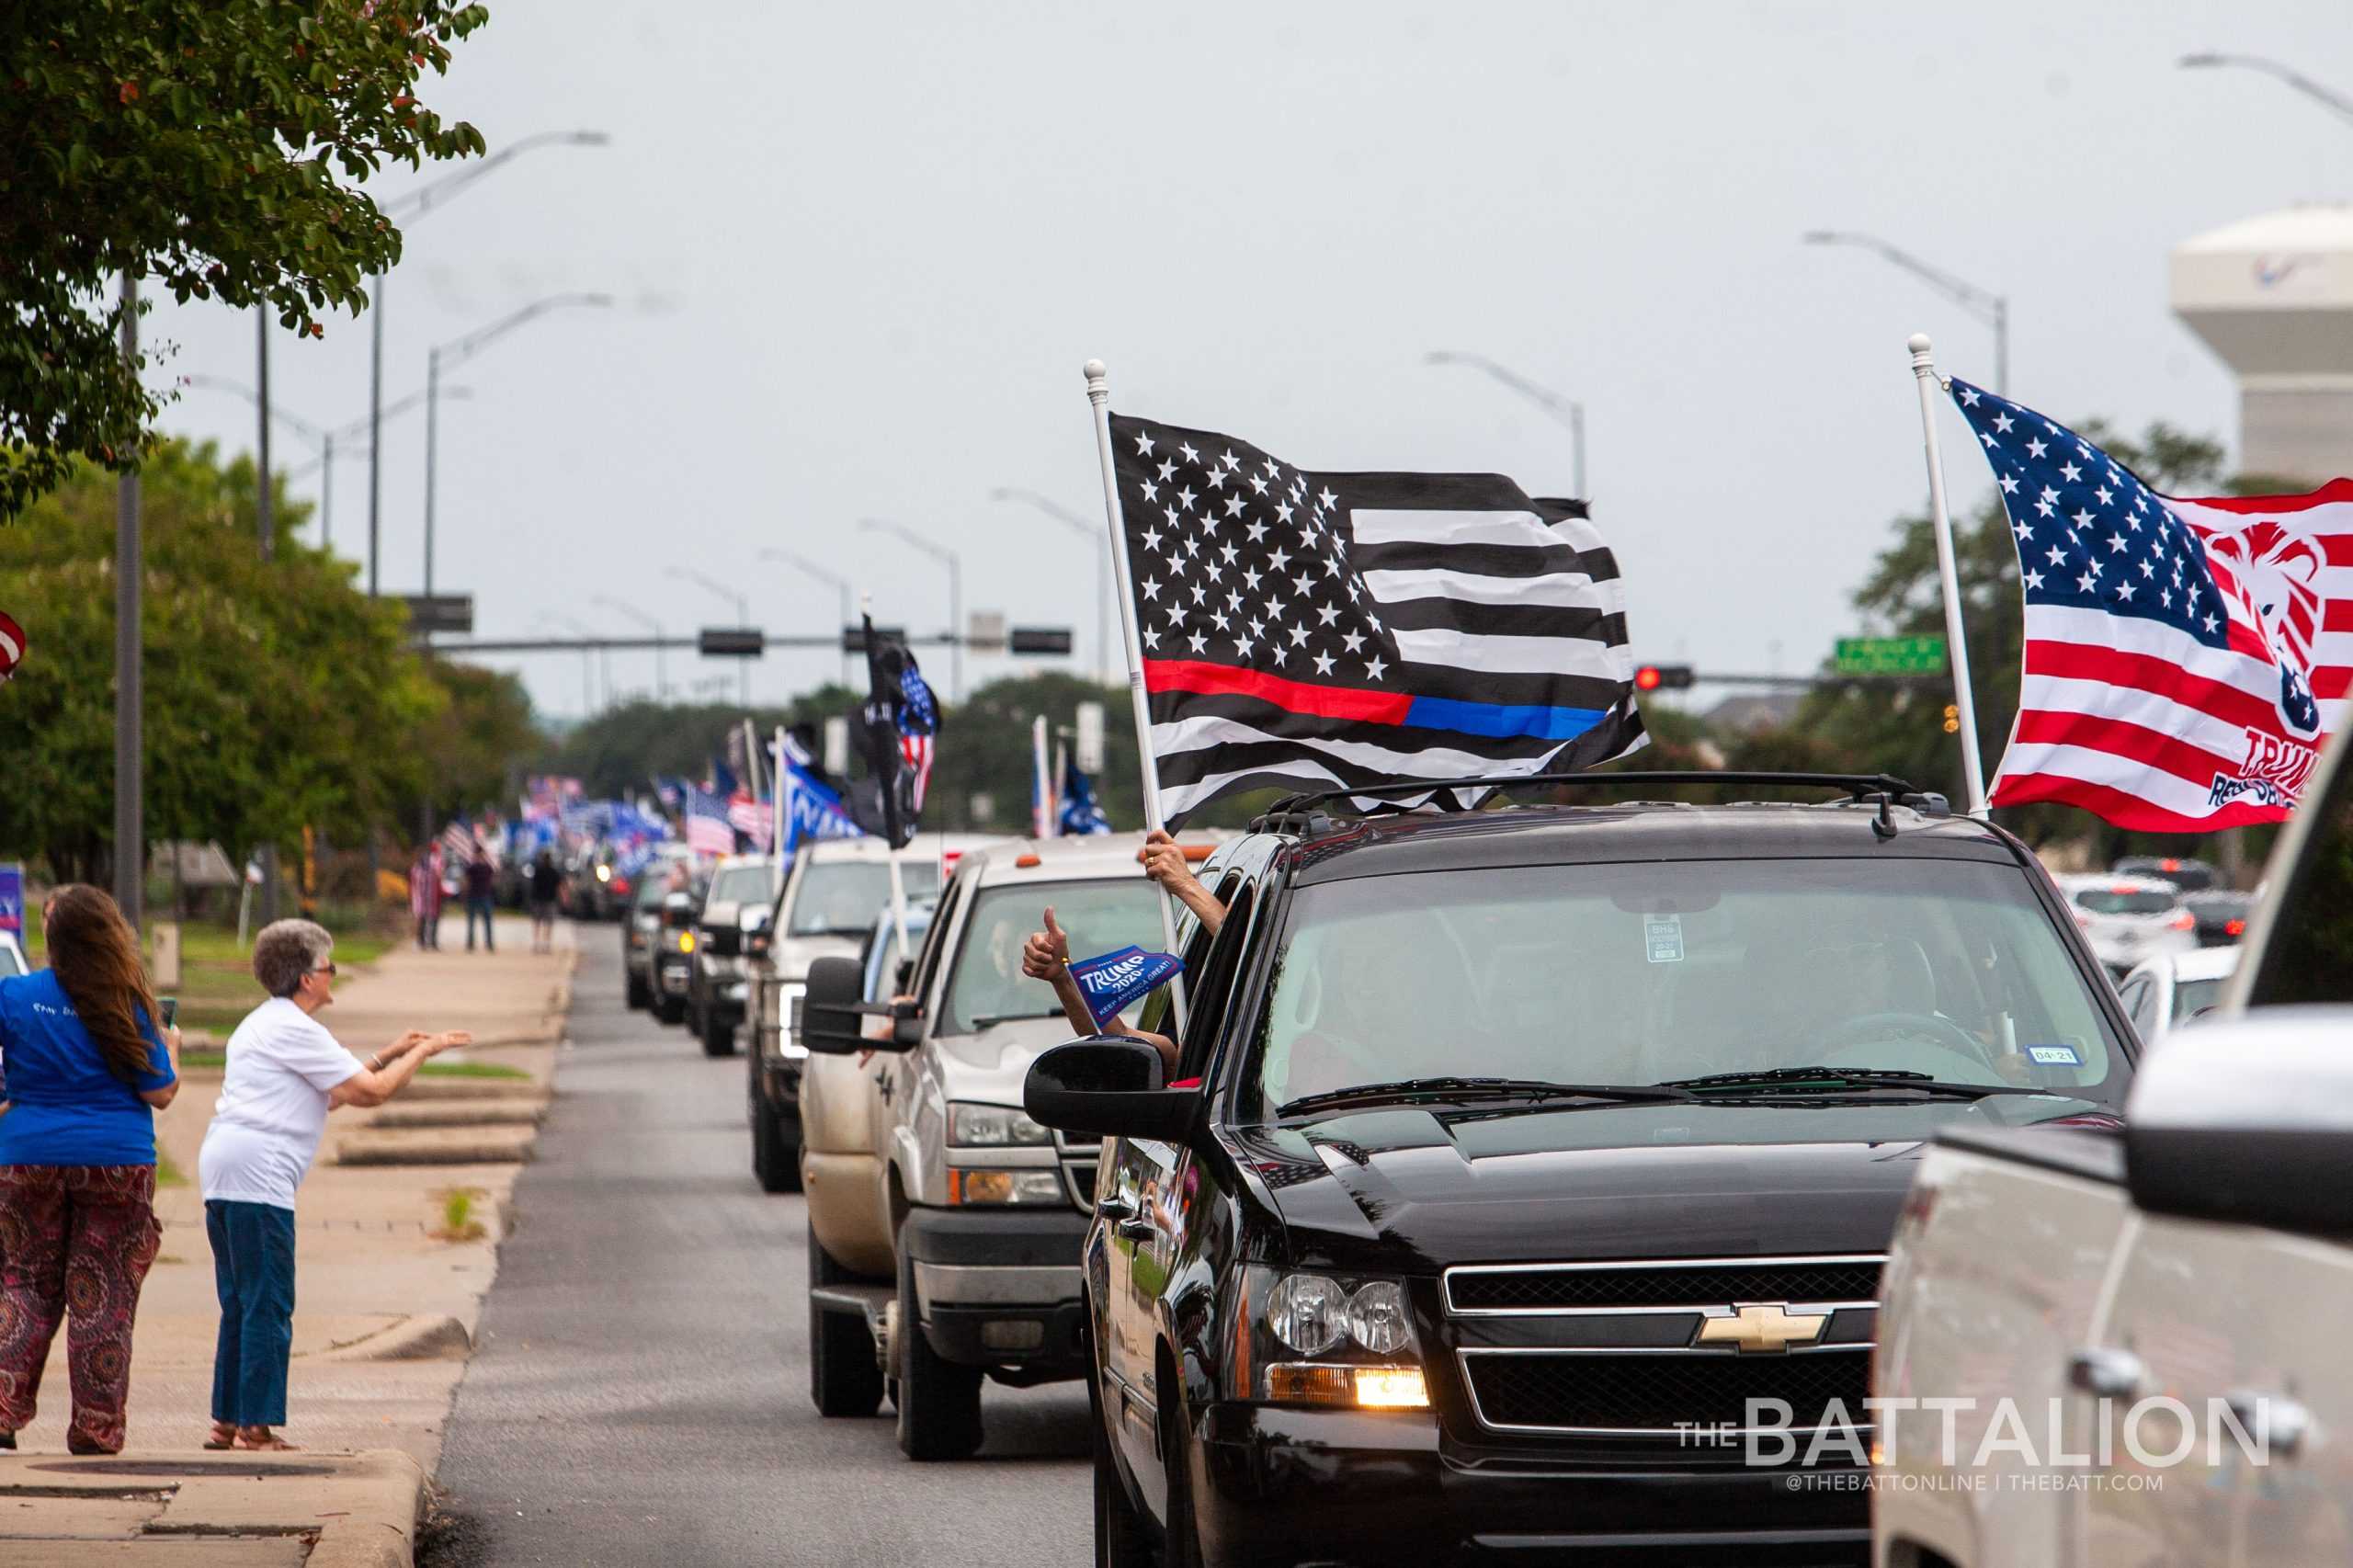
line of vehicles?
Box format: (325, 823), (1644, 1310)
(607, 733), (2348, 1566)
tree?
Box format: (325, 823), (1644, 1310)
(0, 1), (489, 519)
(410, 659), (541, 835)
(0, 441), (440, 880)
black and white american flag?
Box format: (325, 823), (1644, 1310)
(1108, 414), (1646, 825)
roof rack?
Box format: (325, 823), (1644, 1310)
(1247, 770), (1938, 835)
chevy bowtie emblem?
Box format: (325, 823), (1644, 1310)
(1697, 1304), (1826, 1353)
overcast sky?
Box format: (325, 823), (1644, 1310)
(146, 0), (2351, 722)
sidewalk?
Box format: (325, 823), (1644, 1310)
(0, 914), (577, 1567)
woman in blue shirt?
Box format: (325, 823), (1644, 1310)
(0, 884), (179, 1454)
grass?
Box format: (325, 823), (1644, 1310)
(176, 1048), (529, 1080)
(432, 1187), (487, 1244)
(154, 1148), (188, 1188)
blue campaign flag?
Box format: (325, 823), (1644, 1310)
(780, 754), (863, 852)
(1058, 757), (1112, 836)
(1066, 946), (1184, 1031)
(0, 861), (22, 937)
(712, 760), (740, 799)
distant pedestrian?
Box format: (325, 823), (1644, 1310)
(197, 919), (471, 1451)
(528, 851), (563, 954)
(0, 885), (181, 1455)
(463, 843), (496, 953)
(410, 844), (443, 951)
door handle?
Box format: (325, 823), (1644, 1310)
(1097, 1193), (1154, 1240)
(2226, 1390), (2311, 1459)
(2067, 1346), (2147, 1400)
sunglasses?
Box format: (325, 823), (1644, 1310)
(311, 962), (339, 978)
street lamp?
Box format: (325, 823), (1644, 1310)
(184, 377), (467, 551)
(670, 565), (753, 707)
(859, 518), (962, 701)
(425, 292), (614, 596)
(1803, 231), (2008, 395)
(366, 129), (610, 597)
(757, 549), (853, 687)
(2178, 52), (2353, 128)
(1424, 351), (1588, 498)
(992, 487), (1109, 687)
(593, 593), (665, 701)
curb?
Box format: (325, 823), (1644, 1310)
(316, 1313), (473, 1364)
(0, 1450), (426, 1568)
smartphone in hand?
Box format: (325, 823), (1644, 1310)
(160, 996), (178, 1028)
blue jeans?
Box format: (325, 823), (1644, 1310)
(206, 1199), (295, 1427)
(466, 895), (495, 950)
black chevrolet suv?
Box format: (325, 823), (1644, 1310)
(1021, 775), (2141, 1568)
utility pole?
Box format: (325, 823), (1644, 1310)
(114, 273), (143, 929)
(368, 278), (383, 597)
(255, 316), (280, 924)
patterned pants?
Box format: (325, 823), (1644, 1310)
(0, 1165), (163, 1453)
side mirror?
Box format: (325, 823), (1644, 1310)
(798, 956), (871, 1056)
(699, 900), (744, 956)
(1025, 1038), (1199, 1144)
(2125, 1009), (2353, 1238)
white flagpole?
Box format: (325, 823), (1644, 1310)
(1908, 333), (1992, 819)
(1084, 359), (1188, 1017)
(771, 724), (788, 896)
(1051, 734), (1068, 839)
(1030, 713), (1051, 840)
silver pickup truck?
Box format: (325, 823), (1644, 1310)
(1874, 724), (2353, 1568)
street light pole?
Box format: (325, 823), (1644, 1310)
(115, 271), (142, 928)
(424, 293), (613, 600)
(1802, 231), (2008, 395)
(671, 566), (752, 707)
(364, 129), (609, 599)
(859, 519), (962, 701)
(1424, 351), (1588, 497)
(2178, 52), (2353, 128)
(254, 319), (279, 921)
(991, 487), (1109, 687)
(757, 549), (853, 687)
(594, 595), (666, 700)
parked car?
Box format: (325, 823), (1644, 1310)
(686, 854), (783, 1058)
(0, 930), (24, 978)
(797, 896), (934, 1416)
(2111, 853), (2219, 892)
(1009, 775), (2135, 1564)
(2182, 886), (2254, 947)
(2114, 944), (2237, 1043)
(622, 859), (693, 1011)
(743, 835), (1001, 1194)
(2053, 871), (2197, 976)
(797, 832), (1197, 1459)
(1873, 719), (2353, 1568)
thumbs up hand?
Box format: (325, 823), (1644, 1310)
(1022, 906), (1072, 983)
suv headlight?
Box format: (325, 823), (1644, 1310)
(948, 1102), (1053, 1147)
(777, 981), (808, 1058)
(948, 1169), (1068, 1205)
(1242, 1267), (1428, 1409)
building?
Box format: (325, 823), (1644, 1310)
(2171, 204), (2353, 484)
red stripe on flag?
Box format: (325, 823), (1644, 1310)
(2024, 642), (2279, 733)
(2172, 479), (2353, 515)
(1141, 659), (1413, 723)
(1992, 773), (2292, 833)
(2009, 710), (2237, 790)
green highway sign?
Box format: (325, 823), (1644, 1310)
(1833, 635), (1949, 675)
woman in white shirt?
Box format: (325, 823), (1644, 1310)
(197, 920), (472, 1451)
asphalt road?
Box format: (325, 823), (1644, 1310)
(425, 937), (1092, 1567)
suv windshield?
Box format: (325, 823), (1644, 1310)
(788, 859), (942, 937)
(2073, 887), (2177, 916)
(1244, 858), (2126, 1119)
(940, 879), (1165, 1035)
(709, 865), (774, 905)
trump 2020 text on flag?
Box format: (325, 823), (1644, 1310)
(1949, 379), (2353, 829)
(1106, 415), (1647, 826)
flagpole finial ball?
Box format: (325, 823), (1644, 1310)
(1083, 358), (1108, 381)
(1907, 333), (1933, 356)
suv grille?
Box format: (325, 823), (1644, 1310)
(1462, 1349), (1869, 1434)
(1447, 1258), (1881, 1314)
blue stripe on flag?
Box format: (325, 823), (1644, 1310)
(1401, 696), (1605, 742)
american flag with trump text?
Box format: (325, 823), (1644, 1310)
(1107, 414), (1646, 826)
(1949, 379), (2353, 830)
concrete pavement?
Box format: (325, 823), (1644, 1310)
(0, 914), (575, 1567)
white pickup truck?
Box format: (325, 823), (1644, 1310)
(1873, 724), (2353, 1568)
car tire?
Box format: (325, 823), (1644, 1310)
(1090, 1356), (1153, 1567)
(894, 1244), (983, 1460)
(655, 994), (685, 1026)
(702, 1010), (736, 1058)
(751, 1093), (801, 1194)
(625, 971), (651, 1010)
(809, 1221), (884, 1418)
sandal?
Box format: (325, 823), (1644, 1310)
(203, 1421), (238, 1450)
(233, 1427), (300, 1451)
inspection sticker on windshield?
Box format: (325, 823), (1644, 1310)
(1643, 915), (1685, 964)
(2026, 1044), (2081, 1066)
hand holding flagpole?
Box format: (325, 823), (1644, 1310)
(1908, 334), (1992, 818)
(1085, 358), (1188, 1027)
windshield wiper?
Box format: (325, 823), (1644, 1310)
(967, 1011), (1064, 1030)
(1659, 1066), (2047, 1099)
(1279, 1076), (1694, 1117)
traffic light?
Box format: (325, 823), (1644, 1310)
(1941, 703), (1961, 733)
(698, 628), (765, 657)
(1633, 664), (1695, 692)
(1008, 626), (1074, 655)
